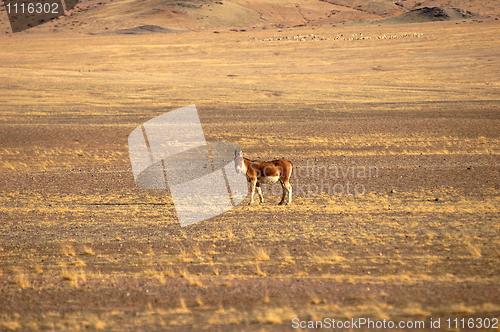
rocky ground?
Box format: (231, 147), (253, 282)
(0, 1), (499, 330)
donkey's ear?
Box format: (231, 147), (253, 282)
(235, 150), (238, 156)
(239, 150), (243, 157)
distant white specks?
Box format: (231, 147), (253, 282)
(377, 32), (423, 39)
(247, 32), (424, 42)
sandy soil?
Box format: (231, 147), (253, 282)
(0, 1), (500, 330)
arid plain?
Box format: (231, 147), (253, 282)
(0, 0), (500, 330)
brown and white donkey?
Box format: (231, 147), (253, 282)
(234, 151), (293, 205)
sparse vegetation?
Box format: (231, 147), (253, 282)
(252, 247), (270, 261)
(178, 268), (189, 278)
(61, 269), (86, 287)
(163, 266), (175, 277)
(12, 273), (30, 289)
(187, 277), (203, 287)
(60, 244), (75, 257)
(83, 246), (95, 256)
(254, 264), (267, 277)
(0, 13), (499, 332)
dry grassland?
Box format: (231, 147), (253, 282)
(0, 16), (499, 332)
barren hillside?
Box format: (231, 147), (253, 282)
(1, 0), (498, 34)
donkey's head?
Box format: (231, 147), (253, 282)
(234, 150), (245, 174)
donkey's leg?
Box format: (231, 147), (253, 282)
(278, 179), (286, 205)
(249, 179), (257, 205)
(286, 181), (292, 205)
(256, 183), (264, 204)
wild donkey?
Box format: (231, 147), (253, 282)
(234, 151), (293, 205)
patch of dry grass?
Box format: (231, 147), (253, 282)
(70, 259), (86, 266)
(279, 248), (295, 264)
(12, 273), (30, 289)
(178, 267), (189, 278)
(60, 244), (75, 257)
(187, 277), (203, 287)
(33, 265), (43, 274)
(145, 269), (166, 285)
(195, 296), (204, 307)
(254, 307), (297, 324)
(61, 269), (86, 287)
(254, 264), (266, 277)
(402, 303), (431, 316)
(446, 303), (476, 314)
(252, 247), (270, 261)
(84, 314), (106, 330)
(310, 294), (321, 305)
(163, 266), (175, 277)
(0, 319), (21, 331)
(83, 246), (95, 256)
(465, 242), (482, 258)
(175, 249), (194, 263)
(309, 251), (345, 264)
(174, 298), (190, 314)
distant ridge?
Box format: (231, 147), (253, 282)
(102, 25), (185, 35)
(384, 7), (478, 24)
